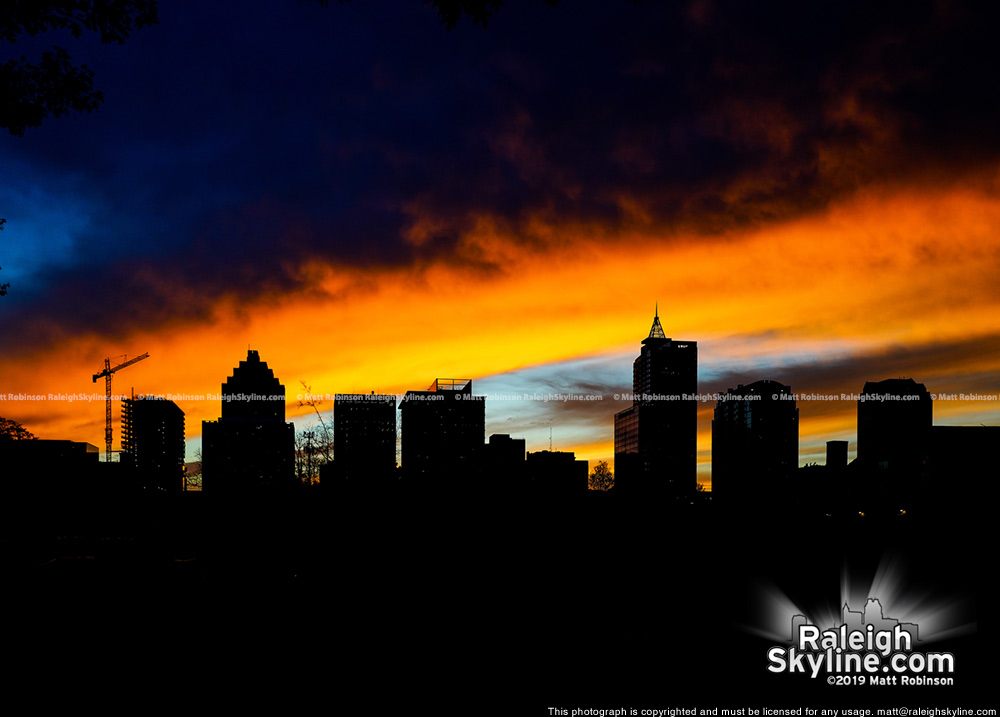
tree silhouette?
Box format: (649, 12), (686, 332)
(0, 416), (35, 441)
(1, 3), (158, 295)
(295, 427), (330, 486)
(1, 0), (591, 138)
(184, 447), (203, 490)
(0, 1), (587, 294)
(589, 460), (613, 491)
(1, 1), (159, 137)
(295, 382), (334, 485)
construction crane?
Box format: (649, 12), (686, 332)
(92, 352), (149, 463)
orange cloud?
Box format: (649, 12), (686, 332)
(3, 182), (1000, 470)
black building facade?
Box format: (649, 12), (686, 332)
(121, 396), (186, 492)
(525, 450), (589, 493)
(826, 440), (849, 470)
(857, 378), (932, 475)
(711, 380), (798, 505)
(201, 350), (295, 493)
(613, 310), (698, 498)
(0, 439), (100, 495)
(332, 393), (397, 484)
(928, 425), (1000, 509)
(484, 433), (526, 489)
(399, 378), (485, 483)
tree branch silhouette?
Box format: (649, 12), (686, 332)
(0, 416), (35, 441)
(0, 1), (159, 136)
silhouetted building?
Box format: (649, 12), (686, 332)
(201, 350), (295, 493)
(711, 380), (798, 506)
(857, 378), (932, 475)
(613, 309), (697, 498)
(484, 433), (526, 489)
(928, 425), (1000, 508)
(791, 440), (851, 517)
(526, 450), (589, 493)
(121, 396), (185, 492)
(399, 378), (485, 483)
(0, 439), (100, 494)
(826, 440), (848, 470)
(330, 392), (397, 484)
(847, 378), (935, 514)
(486, 433), (525, 465)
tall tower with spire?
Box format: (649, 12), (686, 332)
(613, 307), (698, 498)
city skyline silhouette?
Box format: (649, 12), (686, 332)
(0, 1), (996, 709)
(3, 3), (1000, 492)
(3, 309), (994, 516)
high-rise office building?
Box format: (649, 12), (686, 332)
(826, 440), (848, 470)
(399, 378), (485, 482)
(711, 380), (798, 504)
(857, 378), (932, 474)
(202, 350), (295, 492)
(525, 450), (589, 493)
(483, 433), (526, 490)
(121, 396), (185, 492)
(613, 309), (698, 497)
(928, 425), (1000, 508)
(332, 393), (397, 483)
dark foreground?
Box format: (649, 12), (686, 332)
(0, 489), (993, 712)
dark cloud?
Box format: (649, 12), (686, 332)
(3, 1), (999, 350)
(703, 334), (1000, 424)
(709, 334), (1000, 392)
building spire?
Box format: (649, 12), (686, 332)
(648, 303), (666, 340)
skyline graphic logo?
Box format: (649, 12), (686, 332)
(767, 598), (955, 685)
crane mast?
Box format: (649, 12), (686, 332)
(92, 352), (150, 463)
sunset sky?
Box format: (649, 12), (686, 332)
(3, 1), (1000, 487)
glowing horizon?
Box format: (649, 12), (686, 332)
(4, 183), (1000, 486)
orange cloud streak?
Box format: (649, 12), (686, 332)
(3, 183), (1000, 465)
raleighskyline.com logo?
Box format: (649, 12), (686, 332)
(767, 599), (955, 685)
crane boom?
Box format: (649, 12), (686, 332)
(92, 352), (150, 462)
(92, 352), (150, 382)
